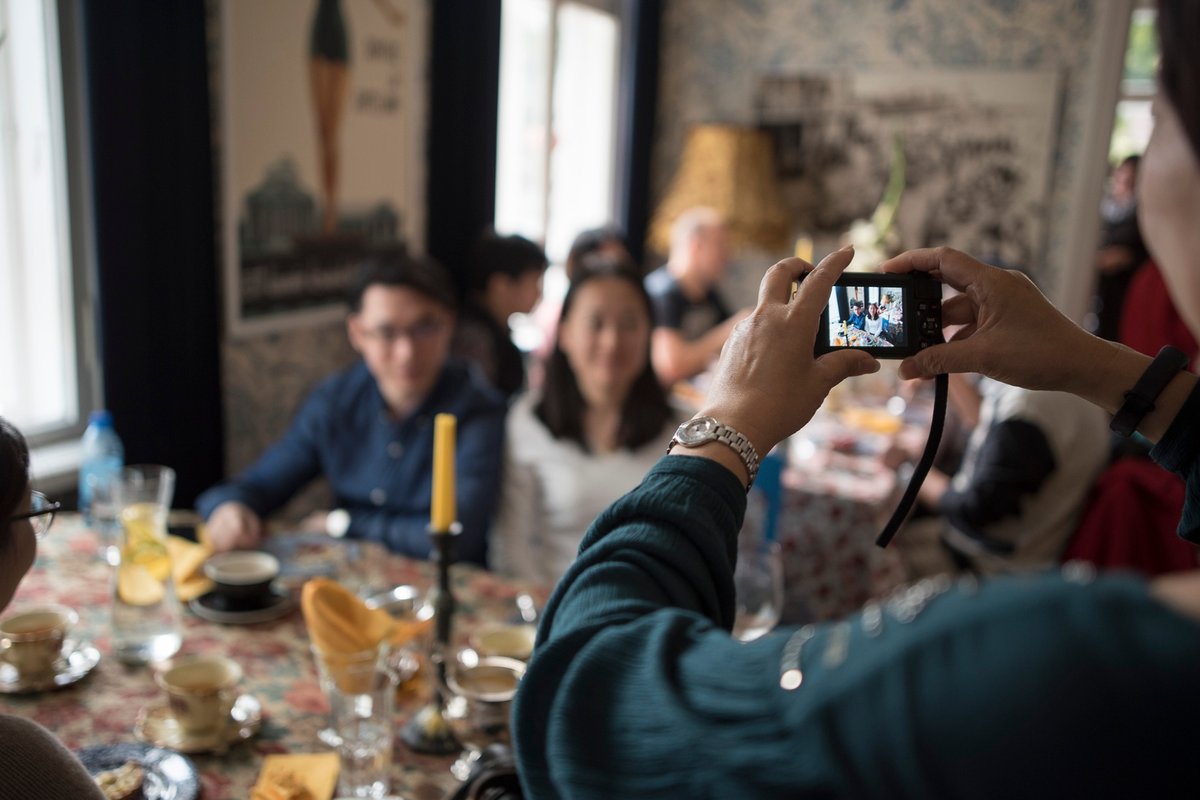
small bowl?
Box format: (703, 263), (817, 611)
(469, 623), (537, 662)
(363, 585), (430, 622)
(203, 551), (280, 606)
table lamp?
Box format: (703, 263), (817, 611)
(647, 124), (791, 256)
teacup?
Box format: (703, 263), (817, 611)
(0, 605), (77, 679)
(203, 550), (280, 609)
(155, 655), (243, 738)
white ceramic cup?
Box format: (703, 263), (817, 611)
(155, 654), (243, 738)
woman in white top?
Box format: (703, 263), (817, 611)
(864, 302), (886, 337)
(491, 255), (684, 585)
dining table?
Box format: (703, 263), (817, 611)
(0, 513), (549, 800)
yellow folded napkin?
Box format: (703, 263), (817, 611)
(165, 534), (213, 602)
(251, 752), (339, 800)
(301, 578), (396, 656)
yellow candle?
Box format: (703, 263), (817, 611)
(794, 235), (814, 264)
(431, 413), (457, 532)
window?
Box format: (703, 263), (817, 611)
(494, 0), (623, 349)
(0, 0), (98, 483)
(1109, 4), (1157, 161)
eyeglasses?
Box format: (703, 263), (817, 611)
(8, 491), (60, 538)
(359, 318), (447, 346)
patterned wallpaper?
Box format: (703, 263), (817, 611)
(653, 0), (1102, 306)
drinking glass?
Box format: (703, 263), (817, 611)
(732, 539), (785, 642)
(111, 465), (183, 664)
(312, 644), (397, 798)
(442, 657), (525, 781)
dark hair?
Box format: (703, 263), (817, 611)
(347, 252), (457, 314)
(464, 232), (548, 297)
(536, 254), (672, 452)
(565, 225), (629, 281)
(0, 417), (30, 522)
(1159, 0), (1200, 161)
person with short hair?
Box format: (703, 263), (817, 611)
(197, 254), (506, 565)
(644, 208), (750, 385)
(452, 232), (549, 399)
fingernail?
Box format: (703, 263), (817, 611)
(839, 244), (854, 252)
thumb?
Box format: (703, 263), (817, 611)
(898, 342), (972, 379)
(817, 350), (881, 387)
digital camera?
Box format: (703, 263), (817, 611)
(808, 271), (943, 358)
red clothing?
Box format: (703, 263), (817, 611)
(1118, 260), (1199, 361)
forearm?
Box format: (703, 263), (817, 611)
(1061, 338), (1196, 444)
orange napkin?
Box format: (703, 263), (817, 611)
(165, 534), (213, 602)
(251, 752), (339, 800)
(301, 578), (395, 656)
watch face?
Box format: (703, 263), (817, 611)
(678, 416), (717, 445)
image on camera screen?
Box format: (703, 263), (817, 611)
(824, 285), (907, 349)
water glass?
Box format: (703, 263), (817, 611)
(732, 539), (785, 642)
(111, 465), (183, 664)
(312, 644), (396, 798)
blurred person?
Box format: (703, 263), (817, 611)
(1093, 154), (1150, 340)
(0, 417), (107, 798)
(891, 374), (1109, 578)
(452, 232), (549, 399)
(491, 255), (684, 585)
(512, 5), (1200, 795)
(197, 255), (506, 566)
(644, 208), (750, 385)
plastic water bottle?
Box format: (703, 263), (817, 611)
(79, 410), (124, 554)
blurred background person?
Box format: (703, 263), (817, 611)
(1092, 154), (1149, 341)
(197, 255), (506, 566)
(890, 374), (1109, 578)
(644, 207), (750, 385)
(452, 231), (548, 400)
(491, 255), (685, 585)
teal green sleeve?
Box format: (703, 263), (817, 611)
(513, 456), (1200, 799)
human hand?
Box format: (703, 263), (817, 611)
(699, 247), (880, 458)
(880, 247), (1117, 396)
(205, 501), (264, 552)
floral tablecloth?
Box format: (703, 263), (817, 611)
(1, 515), (548, 800)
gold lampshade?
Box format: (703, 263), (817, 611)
(648, 124), (791, 254)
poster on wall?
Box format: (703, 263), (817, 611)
(757, 71), (1060, 271)
(219, 0), (426, 337)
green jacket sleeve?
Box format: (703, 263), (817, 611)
(514, 456), (1200, 799)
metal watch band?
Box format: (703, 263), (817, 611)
(668, 416), (761, 490)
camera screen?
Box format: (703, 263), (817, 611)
(823, 284), (907, 349)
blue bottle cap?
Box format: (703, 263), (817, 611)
(88, 410), (114, 428)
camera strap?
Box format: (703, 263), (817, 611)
(875, 372), (948, 548)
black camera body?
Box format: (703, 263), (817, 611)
(810, 271), (943, 359)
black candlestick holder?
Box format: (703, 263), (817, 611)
(400, 522), (461, 755)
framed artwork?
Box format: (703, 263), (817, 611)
(757, 70), (1061, 271)
(218, 0), (427, 337)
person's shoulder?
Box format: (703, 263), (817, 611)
(505, 393), (556, 451)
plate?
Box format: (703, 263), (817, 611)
(0, 639), (101, 694)
(189, 587), (295, 625)
(134, 693), (264, 754)
(77, 742), (200, 800)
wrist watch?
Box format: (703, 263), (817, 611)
(326, 508), (351, 538)
(667, 416), (761, 490)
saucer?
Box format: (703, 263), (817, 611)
(189, 587), (294, 625)
(0, 639), (101, 694)
(78, 742), (200, 800)
(134, 693), (264, 754)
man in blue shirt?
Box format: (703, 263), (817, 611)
(196, 255), (506, 566)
